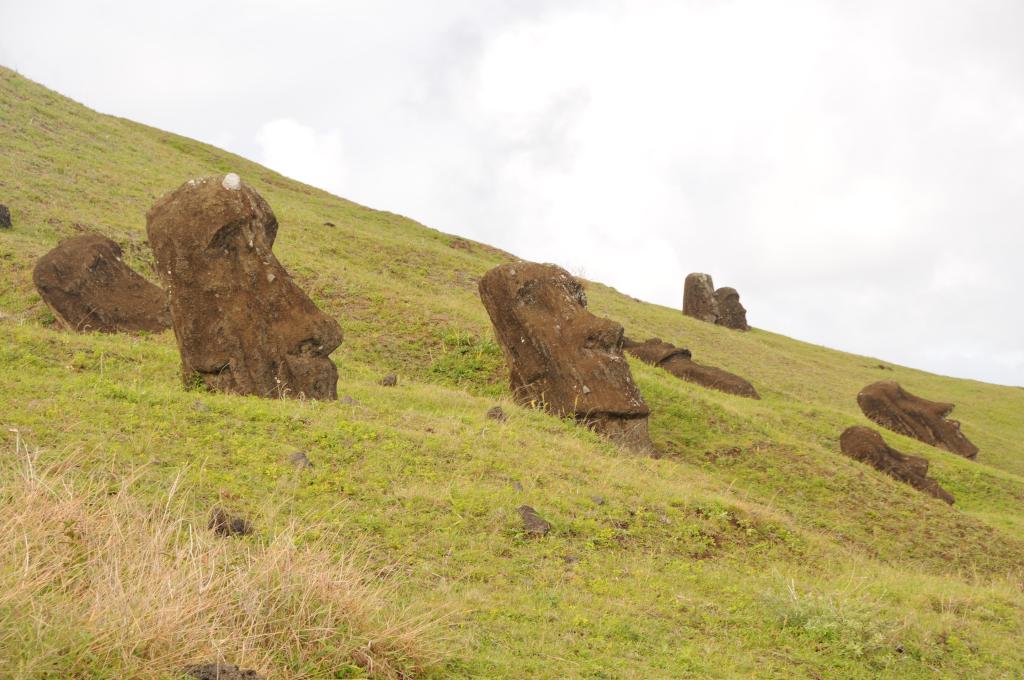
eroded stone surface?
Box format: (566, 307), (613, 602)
(624, 337), (759, 399)
(185, 662), (265, 680)
(682, 273), (718, 323)
(857, 381), (978, 460)
(147, 175), (342, 399)
(839, 425), (954, 504)
(479, 262), (652, 452)
(32, 234), (171, 333)
(713, 286), (749, 330)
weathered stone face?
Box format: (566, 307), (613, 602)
(682, 273), (718, 323)
(623, 337), (759, 399)
(479, 262), (651, 451)
(857, 381), (978, 460)
(146, 174), (342, 399)
(713, 287), (749, 330)
(32, 234), (171, 333)
(839, 425), (954, 504)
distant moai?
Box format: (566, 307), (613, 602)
(682, 273), (749, 330)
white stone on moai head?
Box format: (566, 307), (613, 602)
(222, 173), (242, 191)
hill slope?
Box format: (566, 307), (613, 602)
(2, 66), (1023, 679)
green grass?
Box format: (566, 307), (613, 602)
(2, 65), (1023, 678)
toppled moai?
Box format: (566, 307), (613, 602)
(147, 174), (342, 399)
(857, 381), (978, 460)
(623, 337), (759, 399)
(478, 262), (652, 452)
(839, 425), (954, 504)
(32, 234), (171, 333)
(682, 273), (749, 330)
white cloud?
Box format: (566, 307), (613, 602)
(255, 119), (349, 195)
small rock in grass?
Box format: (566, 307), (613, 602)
(192, 400), (209, 413)
(339, 395), (358, 405)
(185, 662), (265, 680)
(323, 221), (336, 227)
(0, 204), (10, 229)
(208, 507), (254, 537)
(563, 554), (580, 565)
(512, 481), (524, 492)
(486, 405), (508, 422)
(517, 504), (551, 537)
(289, 451), (313, 470)
(379, 373), (398, 387)
(590, 495), (606, 506)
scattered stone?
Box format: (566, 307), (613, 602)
(379, 373), (398, 387)
(323, 221), (336, 227)
(486, 405), (508, 422)
(31, 234), (171, 333)
(857, 381), (978, 459)
(208, 507), (254, 537)
(562, 554), (580, 565)
(339, 395), (358, 405)
(289, 451), (313, 470)
(517, 504), (551, 537)
(449, 239), (472, 250)
(192, 400), (210, 413)
(512, 481), (524, 492)
(624, 337), (759, 399)
(147, 174), (343, 399)
(839, 426), (955, 504)
(0, 204), (10, 229)
(713, 286), (749, 331)
(185, 662), (265, 680)
(590, 495), (606, 506)
(682, 273), (718, 323)
(682, 273), (750, 330)
(479, 262), (652, 453)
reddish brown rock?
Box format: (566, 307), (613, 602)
(839, 426), (954, 504)
(147, 174), (342, 399)
(857, 381), (978, 460)
(479, 262), (652, 452)
(31, 234), (171, 333)
(623, 337), (760, 399)
(713, 286), (749, 330)
(682, 273), (718, 323)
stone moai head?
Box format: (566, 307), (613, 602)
(479, 262), (651, 451)
(146, 174), (342, 399)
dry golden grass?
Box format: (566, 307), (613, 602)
(0, 436), (442, 679)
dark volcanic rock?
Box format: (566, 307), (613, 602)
(147, 174), (342, 399)
(32, 234), (171, 333)
(208, 507), (254, 537)
(379, 373), (398, 387)
(713, 287), (749, 331)
(289, 451), (313, 470)
(517, 504), (551, 537)
(839, 426), (954, 504)
(486, 405), (508, 422)
(624, 337), (759, 399)
(478, 262), (652, 452)
(682, 273), (718, 323)
(0, 204), (10, 229)
(185, 662), (265, 680)
(857, 381), (978, 460)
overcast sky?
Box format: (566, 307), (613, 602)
(2, 0), (1023, 385)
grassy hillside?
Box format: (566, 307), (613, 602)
(2, 66), (1023, 678)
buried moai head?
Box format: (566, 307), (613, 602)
(857, 381), (978, 460)
(683, 273), (750, 330)
(146, 174), (342, 399)
(478, 262), (651, 451)
(32, 234), (171, 333)
(713, 287), (749, 330)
